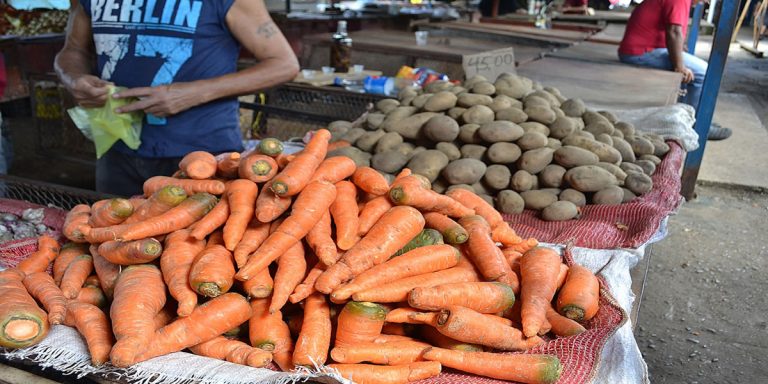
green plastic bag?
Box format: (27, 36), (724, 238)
(67, 86), (143, 158)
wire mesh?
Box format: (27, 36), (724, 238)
(0, 175), (111, 210)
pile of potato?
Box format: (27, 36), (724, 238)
(325, 73), (671, 221)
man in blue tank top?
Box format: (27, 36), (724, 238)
(55, 0), (299, 196)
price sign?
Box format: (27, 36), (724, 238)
(462, 47), (517, 82)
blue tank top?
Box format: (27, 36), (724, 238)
(80, 0), (243, 157)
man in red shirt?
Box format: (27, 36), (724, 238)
(618, 0), (731, 140)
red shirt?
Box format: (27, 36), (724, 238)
(619, 0), (692, 56)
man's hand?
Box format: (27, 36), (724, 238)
(68, 74), (111, 108)
(675, 66), (694, 83)
(112, 83), (201, 117)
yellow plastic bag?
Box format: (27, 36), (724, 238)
(67, 86), (143, 158)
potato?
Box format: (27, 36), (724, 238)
(472, 181), (493, 196)
(548, 116), (577, 139)
(612, 137), (636, 163)
(424, 80), (454, 94)
(356, 129), (387, 152)
(477, 121), (525, 143)
(380, 106), (418, 130)
(486, 142), (522, 164)
(462, 105), (496, 125)
(639, 154), (662, 166)
(510, 170), (537, 192)
(582, 110), (611, 126)
(584, 121), (615, 136)
(559, 188), (587, 207)
(398, 87), (419, 100)
(400, 95), (416, 107)
(446, 184), (474, 193)
(423, 91), (458, 112)
(366, 113), (386, 130)
(528, 90), (561, 107)
(472, 81), (496, 96)
(436, 142), (461, 161)
(622, 188), (638, 203)
(423, 115), (460, 142)
(371, 150), (409, 173)
(391, 142), (416, 157)
(494, 75), (531, 99)
(554, 146), (600, 168)
(538, 164), (566, 188)
(407, 150), (450, 182)
(595, 162), (628, 182)
(625, 136), (655, 156)
(484, 164), (512, 190)
(612, 129), (624, 139)
(442, 158), (487, 185)
(463, 75), (488, 89)
(519, 122), (550, 136)
(523, 95), (551, 108)
(431, 177), (449, 194)
(521, 190), (559, 210)
(524, 105), (557, 125)
(458, 93), (494, 108)
(340, 127), (367, 144)
(385, 112), (439, 139)
(569, 130), (595, 140)
(541, 201), (579, 221)
(595, 134), (614, 146)
(459, 124), (482, 144)
(489, 95), (518, 112)
(478, 194), (495, 206)
(635, 159), (657, 176)
(411, 93), (434, 109)
(539, 188), (563, 195)
(620, 162), (645, 175)
(624, 172), (653, 195)
(564, 165), (619, 192)
(375, 131), (404, 154)
(495, 190), (525, 214)
(561, 135), (622, 164)
(614, 121), (636, 137)
(516, 132), (549, 151)
(592, 186), (624, 205)
(412, 146), (427, 158)
(547, 138), (562, 150)
(517, 148), (555, 174)
(329, 120), (353, 134)
(598, 110), (619, 124)
(552, 106), (565, 119)
(450, 86), (467, 95)
(328, 146), (372, 168)
(652, 141), (670, 157)
(448, 107), (467, 120)
(375, 99), (400, 114)
(560, 98), (586, 117)
(460, 144), (487, 160)
(495, 108), (528, 124)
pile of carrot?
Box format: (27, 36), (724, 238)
(0, 129), (607, 384)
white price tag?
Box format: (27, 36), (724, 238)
(462, 47), (517, 82)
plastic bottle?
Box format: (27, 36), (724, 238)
(330, 21), (353, 73)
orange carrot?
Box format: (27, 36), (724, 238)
(84, 274), (101, 287)
(249, 298), (294, 371)
(90, 245), (119, 299)
(394, 168), (412, 180)
(315, 206), (425, 294)
(545, 306), (586, 337)
(502, 247), (524, 276)
(63, 301), (114, 365)
(189, 244), (235, 298)
(89, 198), (134, 228)
(357, 196), (394, 237)
(326, 139), (351, 152)
(420, 326), (483, 352)
(60, 254), (93, 299)
(22, 272), (66, 325)
(331, 244), (460, 303)
(331, 181), (361, 250)
(335, 301), (388, 347)
(309, 156), (357, 184)
(385, 307), (435, 324)
(124, 185), (187, 224)
(292, 292), (331, 367)
(374, 334), (416, 344)
(434, 306), (543, 351)
(17, 234), (60, 275)
(270, 129), (331, 196)
(215, 151), (242, 179)
(223, 179), (259, 250)
(242, 266), (273, 299)
(189, 336), (272, 368)
(97, 238), (163, 265)
(53, 242), (88, 285)
(143, 176), (226, 197)
(239, 153), (279, 183)
(331, 340), (430, 365)
(190, 193), (229, 241)
(328, 362), (441, 384)
(233, 219), (271, 268)
(352, 266), (479, 303)
(556, 264), (600, 322)
(269, 241), (306, 313)
(160, 229), (205, 317)
(306, 210), (338, 266)
(289, 262), (326, 304)
(422, 348), (562, 384)
(0, 269), (49, 349)
(109, 265), (167, 367)
(408, 282), (515, 314)
(520, 246), (563, 337)
(179, 151), (217, 180)
(389, 176), (474, 218)
(423, 212), (468, 245)
(352, 167), (390, 196)
(236, 181), (337, 281)
(556, 263), (569, 290)
(405, 311), (440, 325)
(446, 188), (522, 246)
(63, 204), (91, 243)
(459, 215), (519, 292)
(274, 152), (295, 170)
(504, 237), (540, 254)
(254, 180), (293, 223)
(76, 285), (108, 309)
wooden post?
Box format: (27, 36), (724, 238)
(731, 0), (753, 43)
(491, 0), (500, 18)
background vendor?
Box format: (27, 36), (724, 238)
(55, 0), (300, 196)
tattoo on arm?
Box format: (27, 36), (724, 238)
(256, 21), (278, 38)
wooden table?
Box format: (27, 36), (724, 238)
(425, 21), (594, 45)
(548, 41), (623, 64)
(586, 23), (627, 45)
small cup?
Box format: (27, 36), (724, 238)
(301, 69), (316, 79)
(321, 66), (335, 75)
(415, 31), (428, 46)
(352, 64), (365, 73)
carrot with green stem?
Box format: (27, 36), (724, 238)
(419, 326), (483, 352)
(352, 266), (479, 303)
(289, 262), (326, 304)
(22, 272), (66, 325)
(269, 241), (307, 313)
(459, 215), (519, 292)
(189, 243), (236, 298)
(352, 166), (390, 196)
(330, 340), (430, 365)
(446, 188), (522, 246)
(239, 153), (279, 183)
(124, 185), (187, 224)
(143, 176), (226, 197)
(97, 238), (163, 265)
(328, 361), (441, 384)
(422, 348), (562, 384)
(190, 193), (229, 240)
(160, 229), (205, 317)
(249, 298), (294, 371)
(53, 242), (87, 285)
(394, 229), (443, 256)
(306, 210), (338, 266)
(223, 179), (259, 250)
(434, 306), (543, 351)
(270, 129), (332, 196)
(545, 306), (586, 337)
(60, 254), (93, 299)
(76, 285), (108, 309)
(408, 282), (515, 314)
(89, 198), (134, 228)
(357, 196), (394, 237)
(331, 181), (361, 250)
(556, 263), (600, 322)
(309, 156), (357, 184)
(423, 212), (468, 245)
(64, 301), (114, 366)
(189, 336), (272, 368)
(179, 151), (217, 180)
(233, 219), (270, 268)
(292, 292), (331, 367)
(520, 246), (563, 337)
(335, 301), (389, 347)
(17, 234), (59, 275)
(254, 180), (293, 223)
(389, 176), (474, 218)
(0, 269), (49, 349)
(256, 137), (284, 157)
(63, 205), (91, 243)
(215, 151), (241, 179)
(315, 206), (425, 294)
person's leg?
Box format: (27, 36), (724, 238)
(96, 149), (148, 197)
(618, 48), (674, 71)
(680, 52), (707, 108)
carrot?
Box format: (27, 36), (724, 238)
(352, 166), (390, 196)
(179, 151), (217, 180)
(236, 181), (336, 281)
(292, 292), (331, 367)
(109, 265), (167, 368)
(254, 180), (293, 223)
(357, 196), (394, 237)
(419, 326), (483, 352)
(423, 212), (468, 245)
(459, 215), (519, 292)
(60, 254), (94, 299)
(190, 193), (229, 240)
(124, 185), (187, 224)
(22, 272), (66, 325)
(84, 274), (101, 287)
(389, 176), (474, 218)
(0, 270), (49, 349)
(63, 204), (91, 243)
(239, 153), (279, 183)
(326, 139), (350, 152)
(159, 230), (205, 317)
(305, 210), (338, 266)
(90, 245), (120, 299)
(249, 298), (294, 371)
(256, 137), (284, 157)
(215, 151), (242, 179)
(380, 324), (412, 338)
(434, 306), (543, 351)
(520, 246), (563, 337)
(445, 188), (522, 246)
(556, 263), (569, 290)
(556, 263), (600, 322)
(267, 242), (306, 313)
(134, 293), (252, 365)
(17, 234), (60, 275)
(405, 311), (440, 325)
(335, 301), (388, 347)
(89, 198), (134, 228)
(274, 152), (295, 170)
(270, 129), (331, 196)
(53, 242), (88, 285)
(315, 206), (425, 294)
(328, 362), (441, 384)
(189, 244), (235, 298)
(504, 237), (540, 254)
(385, 307), (434, 324)
(408, 282), (515, 314)
(64, 301), (114, 365)
(394, 168), (412, 180)
(189, 336), (272, 368)
(289, 262), (326, 304)
(97, 238), (163, 265)
(331, 340), (430, 365)
(76, 285), (108, 309)
(422, 348), (562, 384)
(233, 219), (271, 268)
(545, 306), (586, 337)
(310, 156), (357, 184)
(352, 266), (479, 303)
(243, 267), (274, 299)
(223, 179), (259, 250)
(502, 247), (523, 275)
(331, 181), (361, 250)
(143, 176), (226, 197)
(331, 244), (460, 303)
(374, 334), (416, 344)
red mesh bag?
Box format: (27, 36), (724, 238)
(0, 198), (67, 271)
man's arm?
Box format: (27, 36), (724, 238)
(666, 24), (694, 83)
(115, 0), (299, 117)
